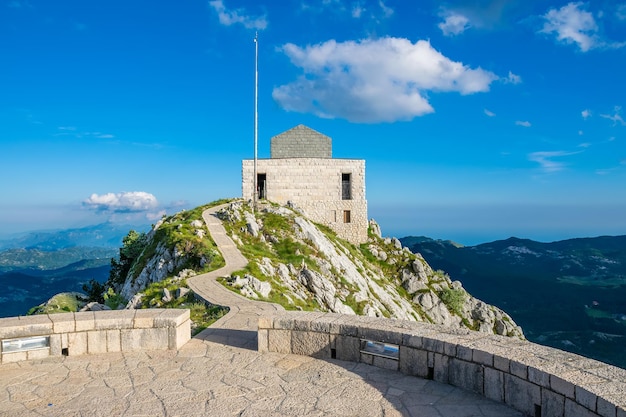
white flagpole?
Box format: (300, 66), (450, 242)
(253, 32), (258, 212)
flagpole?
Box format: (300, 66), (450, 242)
(253, 32), (258, 213)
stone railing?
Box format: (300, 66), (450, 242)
(258, 311), (626, 417)
(0, 309), (190, 364)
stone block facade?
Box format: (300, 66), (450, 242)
(0, 309), (191, 364)
(259, 311), (626, 417)
(243, 125), (369, 244)
(242, 158), (368, 243)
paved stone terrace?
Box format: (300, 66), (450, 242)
(0, 203), (524, 416)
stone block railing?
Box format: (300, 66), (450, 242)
(0, 309), (190, 364)
(258, 311), (626, 417)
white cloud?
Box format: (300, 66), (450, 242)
(83, 191), (159, 213)
(539, 2), (625, 51)
(484, 109), (496, 117)
(540, 2), (599, 51)
(504, 71), (522, 84)
(379, 0), (393, 18)
(351, 4), (364, 18)
(438, 11), (471, 36)
(208, 0), (267, 30)
(529, 151), (578, 172)
(600, 106), (626, 126)
(581, 109), (591, 119)
(516, 120), (531, 127)
(273, 37), (500, 123)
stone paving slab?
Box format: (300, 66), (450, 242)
(0, 338), (523, 417)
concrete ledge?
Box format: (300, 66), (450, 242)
(259, 312), (626, 417)
(0, 309), (191, 364)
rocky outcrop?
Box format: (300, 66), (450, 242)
(120, 242), (187, 300)
(216, 201), (524, 339)
(108, 199), (523, 338)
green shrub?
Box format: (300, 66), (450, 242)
(438, 287), (466, 316)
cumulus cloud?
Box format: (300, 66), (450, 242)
(528, 151), (579, 172)
(273, 37), (500, 123)
(83, 191), (159, 213)
(539, 2), (625, 51)
(438, 11), (471, 36)
(581, 109), (591, 119)
(209, 0), (267, 30)
(484, 109), (496, 117)
(516, 120), (531, 127)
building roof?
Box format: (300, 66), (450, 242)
(270, 124), (332, 159)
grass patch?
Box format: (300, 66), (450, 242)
(139, 277), (227, 335)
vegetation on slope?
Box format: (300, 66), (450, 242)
(214, 200), (522, 337)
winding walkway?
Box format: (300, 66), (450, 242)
(186, 204), (284, 350)
(0, 203), (524, 417)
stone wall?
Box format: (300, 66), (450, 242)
(270, 125), (332, 158)
(259, 311), (626, 417)
(242, 158), (368, 243)
(0, 309), (190, 364)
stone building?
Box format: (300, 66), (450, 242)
(242, 125), (368, 244)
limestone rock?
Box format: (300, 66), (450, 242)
(177, 287), (190, 299)
(80, 302), (112, 312)
(162, 288), (173, 303)
(245, 212), (260, 237)
(369, 219), (382, 238)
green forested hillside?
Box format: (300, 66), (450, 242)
(401, 235), (626, 369)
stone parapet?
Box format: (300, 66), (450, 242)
(259, 312), (626, 417)
(0, 309), (190, 364)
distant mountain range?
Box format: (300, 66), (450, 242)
(0, 222), (149, 251)
(0, 222), (147, 317)
(400, 235), (626, 369)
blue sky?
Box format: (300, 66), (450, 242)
(1, 0), (625, 245)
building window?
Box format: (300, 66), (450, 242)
(343, 210), (351, 223)
(342, 173), (351, 200)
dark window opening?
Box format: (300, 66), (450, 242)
(342, 173), (351, 200)
(62, 348), (69, 356)
(257, 174), (266, 200)
(534, 405), (542, 417)
(343, 210), (351, 223)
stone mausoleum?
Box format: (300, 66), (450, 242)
(242, 125), (368, 244)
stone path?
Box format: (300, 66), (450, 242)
(0, 203), (524, 416)
(187, 204), (284, 350)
